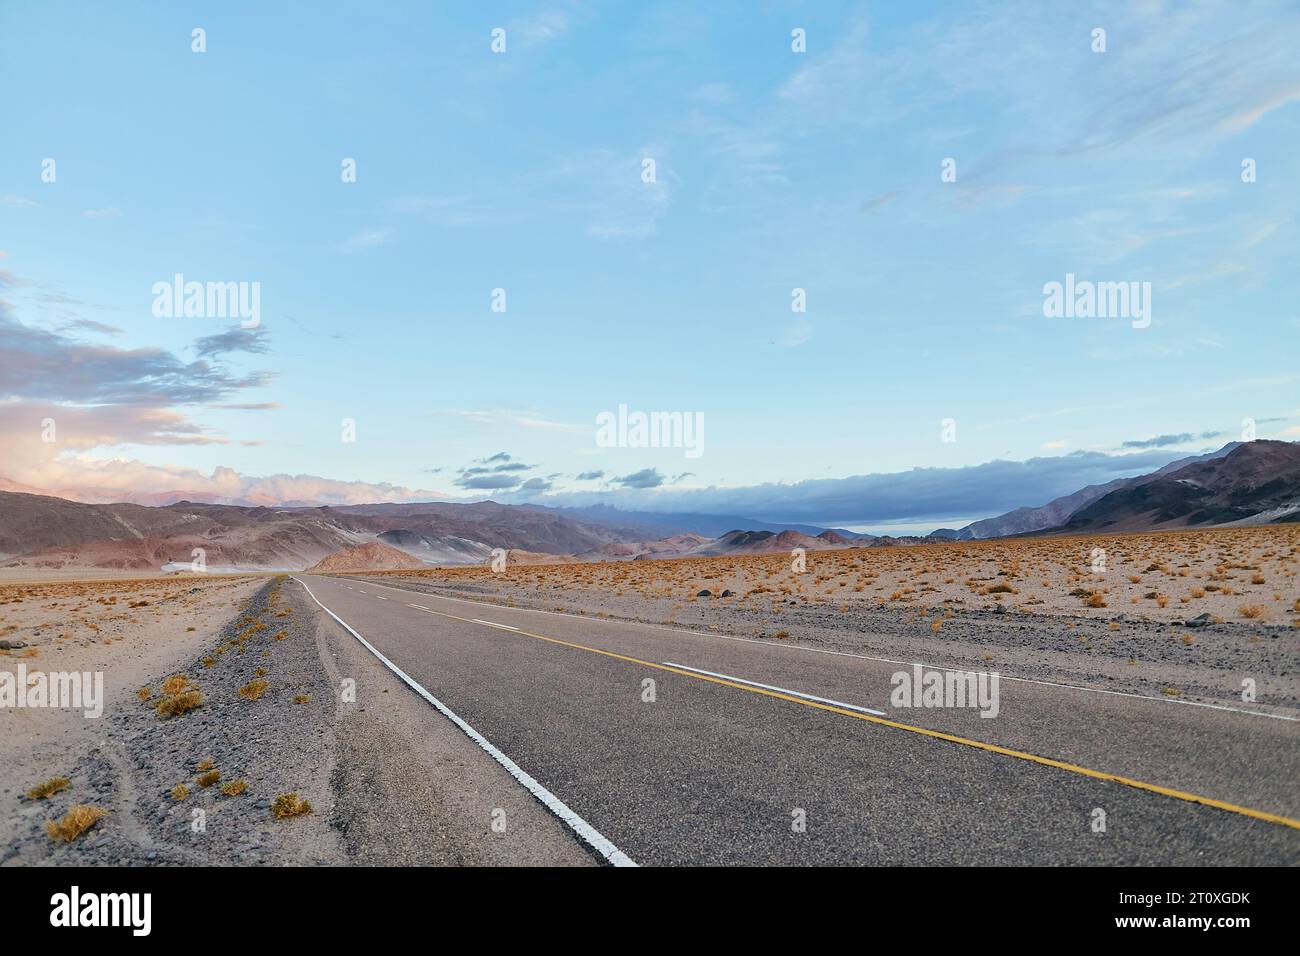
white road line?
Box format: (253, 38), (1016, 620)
(662, 661), (887, 716)
(337, 577), (1299, 723)
(293, 577), (636, 867)
(473, 618), (519, 631)
(407, 603), (430, 610)
(374, 595), (388, 600)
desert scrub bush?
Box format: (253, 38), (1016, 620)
(221, 780), (246, 797)
(26, 777), (70, 799)
(136, 686), (151, 701)
(294, 694), (310, 704)
(272, 793), (313, 818)
(170, 783), (189, 801)
(161, 674), (190, 695)
(254, 667), (266, 677)
(196, 759), (214, 772)
(273, 629), (288, 641)
(1083, 592), (1107, 608)
(46, 804), (107, 842)
(155, 689), (203, 718)
(196, 769), (220, 787)
(239, 678), (268, 701)
(1239, 605), (1264, 619)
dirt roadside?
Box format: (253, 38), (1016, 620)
(2, 576), (593, 866)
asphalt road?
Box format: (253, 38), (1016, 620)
(295, 573), (1300, 866)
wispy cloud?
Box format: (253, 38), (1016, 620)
(342, 226), (393, 250)
(194, 326), (269, 359)
(444, 408), (585, 433)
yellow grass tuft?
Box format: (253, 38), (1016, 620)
(26, 776), (71, 800)
(221, 779), (247, 797)
(272, 793), (313, 818)
(1239, 604), (1264, 619)
(46, 804), (107, 842)
(155, 689), (203, 718)
(161, 674), (190, 695)
(170, 783), (189, 801)
(196, 770), (221, 788)
(239, 678), (268, 701)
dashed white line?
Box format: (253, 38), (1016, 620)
(473, 618), (519, 631)
(293, 576), (636, 867)
(662, 661), (887, 716)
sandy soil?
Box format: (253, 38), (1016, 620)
(2, 574), (592, 866)
(352, 525), (1300, 714)
(0, 573), (265, 848)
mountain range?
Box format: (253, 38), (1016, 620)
(1, 441), (1296, 570)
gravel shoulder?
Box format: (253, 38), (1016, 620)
(3, 576), (593, 866)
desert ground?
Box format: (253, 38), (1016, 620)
(1, 573), (590, 866)
(353, 525), (1300, 713)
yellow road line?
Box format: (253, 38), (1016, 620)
(401, 599), (1300, 832)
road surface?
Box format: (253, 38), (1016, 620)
(295, 573), (1300, 866)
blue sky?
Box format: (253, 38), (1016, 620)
(2, 1), (1298, 533)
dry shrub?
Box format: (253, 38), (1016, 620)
(155, 689), (203, 718)
(1239, 605), (1264, 619)
(272, 793), (312, 818)
(239, 679), (268, 701)
(170, 783), (189, 801)
(161, 674), (190, 695)
(26, 777), (70, 800)
(221, 779), (247, 797)
(46, 804), (107, 842)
